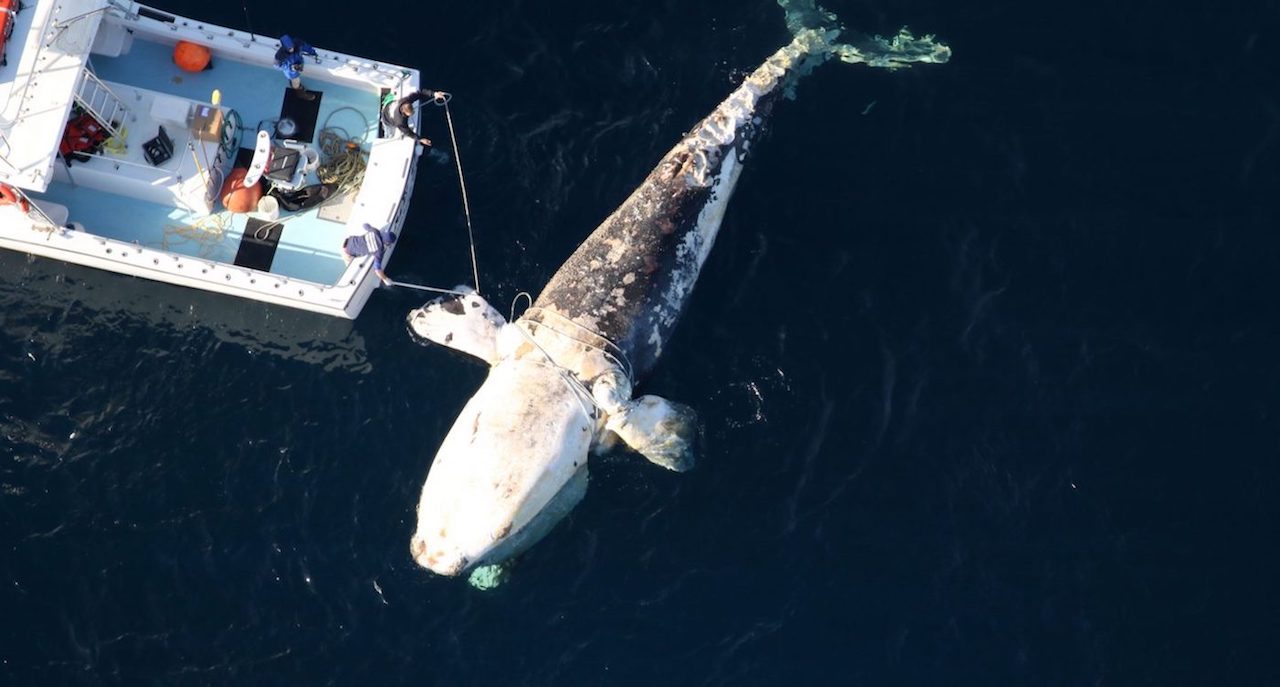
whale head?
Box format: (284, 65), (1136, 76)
(410, 358), (595, 575)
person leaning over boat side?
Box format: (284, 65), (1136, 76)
(342, 223), (399, 285)
(383, 90), (448, 148)
(274, 34), (319, 100)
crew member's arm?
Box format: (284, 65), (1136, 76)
(395, 118), (424, 142)
(373, 253), (391, 285)
(406, 90), (447, 107)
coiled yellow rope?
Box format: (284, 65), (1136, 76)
(316, 128), (368, 193)
(162, 213), (231, 258)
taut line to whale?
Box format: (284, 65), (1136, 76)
(405, 1), (949, 582)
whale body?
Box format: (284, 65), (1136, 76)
(405, 9), (949, 578)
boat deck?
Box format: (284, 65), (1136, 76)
(28, 36), (385, 285)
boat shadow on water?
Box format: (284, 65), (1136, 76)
(0, 249), (373, 373)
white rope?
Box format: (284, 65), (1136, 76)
(500, 294), (641, 425)
(511, 320), (599, 423)
(522, 306), (634, 383)
(387, 281), (471, 296)
(442, 99), (482, 297)
(501, 294), (598, 420)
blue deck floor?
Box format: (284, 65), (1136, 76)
(32, 183), (348, 284)
(29, 37), (386, 285)
(91, 38), (380, 147)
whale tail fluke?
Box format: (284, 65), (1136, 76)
(777, 0), (951, 70)
(830, 28), (953, 69)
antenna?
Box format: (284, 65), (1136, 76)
(241, 0), (256, 41)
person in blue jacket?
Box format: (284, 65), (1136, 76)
(342, 223), (399, 285)
(274, 34), (319, 99)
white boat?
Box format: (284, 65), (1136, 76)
(0, 0), (424, 318)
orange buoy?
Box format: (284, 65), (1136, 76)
(174, 41), (212, 73)
(0, 183), (29, 214)
(220, 168), (262, 213)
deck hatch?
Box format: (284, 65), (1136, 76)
(278, 87), (322, 143)
(233, 217), (283, 272)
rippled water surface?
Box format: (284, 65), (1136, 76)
(2, 0), (1277, 684)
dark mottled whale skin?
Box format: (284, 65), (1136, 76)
(532, 88), (786, 379)
(526, 20), (953, 379)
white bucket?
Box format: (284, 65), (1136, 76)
(257, 195), (280, 220)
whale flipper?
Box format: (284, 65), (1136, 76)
(605, 395), (698, 472)
(407, 291), (508, 366)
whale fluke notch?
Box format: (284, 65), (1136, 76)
(407, 290), (508, 366)
(604, 396), (699, 472)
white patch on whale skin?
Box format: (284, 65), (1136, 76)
(643, 143), (745, 360)
(609, 287), (627, 308)
(591, 371), (632, 415)
(604, 237), (629, 264)
(411, 359), (593, 576)
(408, 291), (508, 365)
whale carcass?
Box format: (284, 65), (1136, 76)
(406, 4), (949, 579)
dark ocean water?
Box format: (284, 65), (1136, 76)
(3, 0), (1278, 684)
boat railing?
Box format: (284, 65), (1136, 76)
(4, 7), (412, 136)
(129, 11), (413, 89)
(0, 131), (16, 171)
(27, 204), (60, 230)
(61, 228), (341, 297)
(5, 184), (62, 230)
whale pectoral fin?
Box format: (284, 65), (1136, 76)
(604, 395), (698, 472)
(406, 290), (508, 366)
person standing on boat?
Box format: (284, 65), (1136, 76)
(383, 90), (448, 148)
(274, 35), (319, 100)
(342, 223), (399, 285)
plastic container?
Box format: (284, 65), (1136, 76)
(256, 195), (280, 220)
